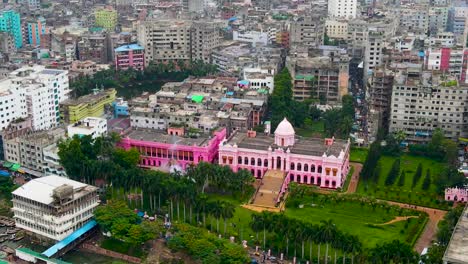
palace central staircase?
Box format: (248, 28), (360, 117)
(244, 170), (287, 212)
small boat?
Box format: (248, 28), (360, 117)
(14, 235), (24, 242)
(9, 234), (15, 240)
(6, 229), (16, 234)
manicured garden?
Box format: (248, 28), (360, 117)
(356, 154), (449, 208)
(284, 192), (427, 248)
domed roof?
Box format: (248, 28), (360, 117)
(274, 118), (295, 136)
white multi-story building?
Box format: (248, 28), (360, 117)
(67, 117), (107, 139)
(326, 19), (348, 40)
(233, 30), (269, 45)
(12, 176), (99, 241)
(389, 70), (468, 142)
(0, 82), (27, 131)
(43, 144), (67, 177)
(243, 67), (275, 93)
(0, 66), (69, 131)
(328, 0), (357, 19)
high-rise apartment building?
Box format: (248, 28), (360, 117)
(289, 16), (324, 48)
(191, 21), (222, 63)
(389, 69), (468, 142)
(27, 17), (48, 46)
(286, 49), (350, 104)
(0, 65), (70, 131)
(0, 10), (22, 48)
(328, 0), (357, 19)
(138, 20), (192, 64)
(367, 68), (394, 141)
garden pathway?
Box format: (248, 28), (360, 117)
(343, 162), (446, 253)
(374, 215), (419, 226)
(384, 201), (447, 254)
(346, 163), (362, 193)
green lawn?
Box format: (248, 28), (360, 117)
(284, 194), (427, 248)
(350, 147), (368, 163)
(356, 154), (447, 208)
(296, 121), (325, 138)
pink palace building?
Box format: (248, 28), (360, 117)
(445, 187), (468, 203)
(119, 127), (226, 171)
(218, 118), (351, 189)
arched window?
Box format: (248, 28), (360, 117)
(296, 175), (301, 182)
(251, 158), (255, 166)
(318, 165), (322, 173)
(303, 175), (308, 184)
(264, 159), (268, 167)
(257, 158), (262, 166)
(257, 170), (261, 178)
(290, 162), (295, 170)
(311, 165), (316, 172)
(297, 163), (302, 171)
(304, 164), (309, 172)
(290, 174), (294, 181)
(244, 157), (248, 164)
(238, 156), (242, 164)
(332, 181), (336, 188)
(251, 169), (255, 175)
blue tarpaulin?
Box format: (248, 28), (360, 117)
(0, 170), (10, 177)
(42, 220), (97, 258)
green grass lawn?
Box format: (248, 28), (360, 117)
(356, 154), (448, 209)
(350, 147), (368, 163)
(284, 194), (427, 248)
(296, 121), (325, 138)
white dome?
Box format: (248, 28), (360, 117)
(274, 118), (295, 136)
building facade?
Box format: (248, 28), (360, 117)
(60, 89), (116, 124)
(95, 7), (118, 31)
(389, 70), (468, 142)
(114, 44), (145, 71)
(0, 65), (70, 131)
(0, 10), (22, 48)
(118, 127), (227, 171)
(137, 20), (192, 64)
(328, 0), (357, 19)
(289, 16), (324, 48)
(218, 118), (351, 189)
(12, 176), (99, 241)
(27, 17), (48, 46)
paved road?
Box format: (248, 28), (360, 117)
(346, 163), (362, 193)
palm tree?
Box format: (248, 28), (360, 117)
(221, 201), (235, 236)
(208, 200), (223, 233)
(320, 220), (338, 264)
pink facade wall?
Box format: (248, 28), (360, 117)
(219, 141), (350, 190)
(445, 187), (468, 202)
(119, 128), (226, 170)
(115, 50), (145, 71)
(440, 47), (451, 72)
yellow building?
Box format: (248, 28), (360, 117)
(60, 89), (117, 124)
(95, 7), (118, 31)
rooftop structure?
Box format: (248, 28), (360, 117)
(67, 117), (107, 139)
